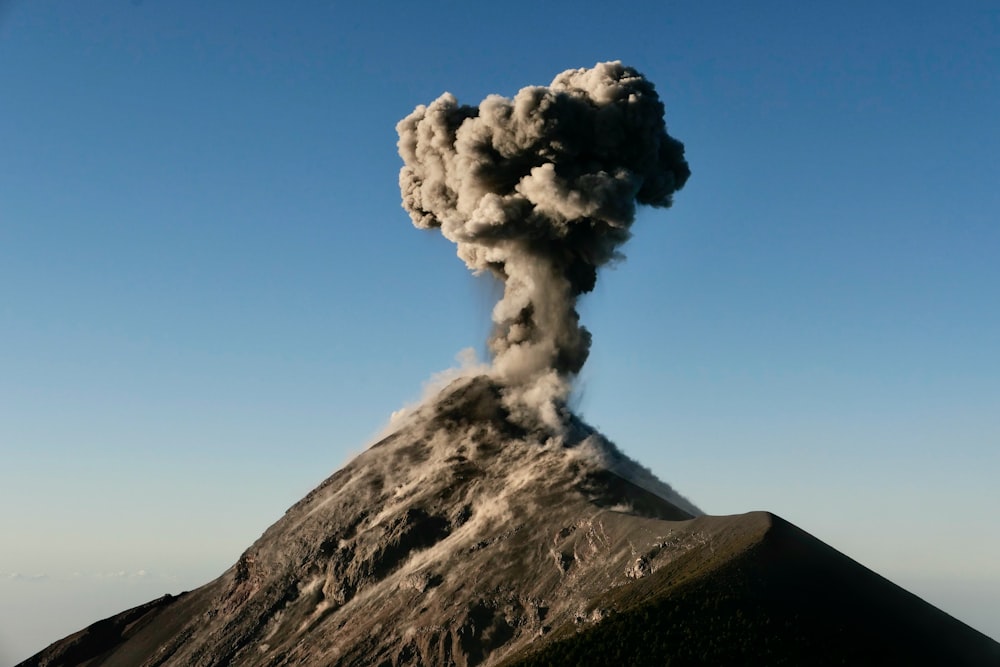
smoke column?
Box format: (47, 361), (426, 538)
(398, 61), (689, 426)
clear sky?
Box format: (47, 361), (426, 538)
(1, 1), (998, 662)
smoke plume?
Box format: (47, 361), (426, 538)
(398, 61), (689, 426)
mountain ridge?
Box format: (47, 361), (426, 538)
(505, 512), (1000, 665)
(19, 376), (1000, 666)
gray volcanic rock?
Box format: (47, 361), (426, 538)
(20, 376), (1000, 666)
(21, 376), (696, 666)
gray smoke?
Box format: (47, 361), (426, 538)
(398, 61), (689, 426)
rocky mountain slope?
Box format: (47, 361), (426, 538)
(20, 376), (1000, 666)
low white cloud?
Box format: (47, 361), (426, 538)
(1, 569), (171, 583)
(3, 572), (49, 582)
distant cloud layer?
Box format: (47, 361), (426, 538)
(1, 569), (174, 583)
(3, 572), (50, 582)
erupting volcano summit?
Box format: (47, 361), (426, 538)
(21, 63), (999, 667)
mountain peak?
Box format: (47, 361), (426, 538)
(20, 378), (999, 666)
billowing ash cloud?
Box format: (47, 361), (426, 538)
(398, 61), (689, 425)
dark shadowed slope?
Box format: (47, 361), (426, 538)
(503, 513), (1000, 666)
(19, 377), (1000, 666)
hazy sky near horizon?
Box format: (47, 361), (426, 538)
(2, 1), (998, 662)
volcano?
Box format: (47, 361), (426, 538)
(20, 376), (1000, 666)
(21, 61), (1000, 667)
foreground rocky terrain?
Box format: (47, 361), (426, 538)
(21, 377), (1000, 666)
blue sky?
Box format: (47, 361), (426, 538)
(1, 0), (998, 661)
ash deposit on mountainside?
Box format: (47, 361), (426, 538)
(22, 375), (708, 666)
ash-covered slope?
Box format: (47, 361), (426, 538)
(22, 375), (700, 667)
(21, 375), (1000, 666)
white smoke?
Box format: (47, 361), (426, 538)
(398, 61), (689, 428)
(382, 348), (489, 437)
